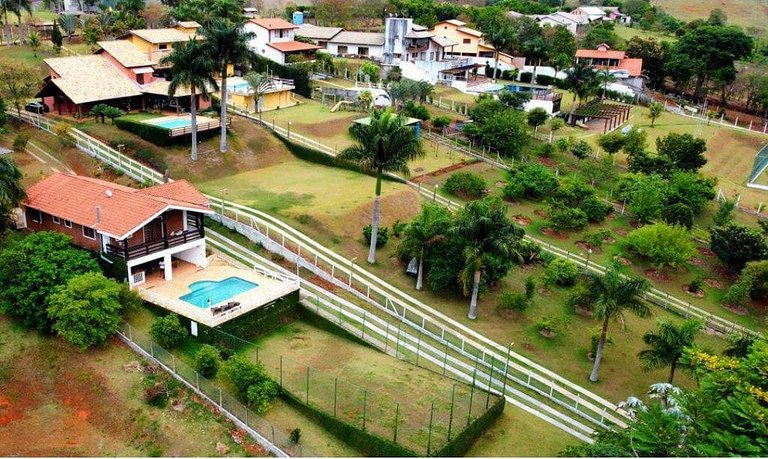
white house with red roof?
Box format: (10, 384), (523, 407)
(23, 173), (213, 286)
(244, 17), (321, 64)
(575, 43), (643, 88)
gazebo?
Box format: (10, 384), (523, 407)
(570, 100), (632, 133)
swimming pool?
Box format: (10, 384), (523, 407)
(180, 276), (259, 308)
(228, 82), (251, 93)
(151, 118), (192, 129)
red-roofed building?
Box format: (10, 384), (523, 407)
(245, 17), (320, 64)
(22, 173), (213, 286)
(575, 43), (643, 77)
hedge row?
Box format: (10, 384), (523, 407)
(249, 54), (312, 98)
(434, 394), (505, 457)
(114, 118), (177, 146)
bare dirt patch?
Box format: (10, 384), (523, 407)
(541, 227), (568, 239)
(704, 278), (725, 289)
(533, 209), (547, 218)
(697, 247), (716, 257)
(614, 256), (632, 266)
(722, 303), (749, 315)
(512, 215), (532, 226)
(644, 269), (671, 281)
(614, 228), (628, 237)
(683, 285), (705, 298)
(410, 161), (473, 182)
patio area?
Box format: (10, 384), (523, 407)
(136, 255), (300, 328)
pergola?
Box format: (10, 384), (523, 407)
(571, 100), (632, 133)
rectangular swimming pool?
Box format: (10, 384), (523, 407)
(179, 276), (258, 308)
(228, 82), (251, 93)
(151, 118), (192, 129)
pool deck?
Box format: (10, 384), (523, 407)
(136, 256), (300, 328)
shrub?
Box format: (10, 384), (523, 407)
(503, 181), (524, 201)
(549, 205), (588, 231)
(545, 258), (579, 286)
(290, 428), (302, 444)
(688, 276), (704, 293)
(536, 143), (555, 158)
(443, 172), (487, 199)
(517, 239), (542, 263)
(54, 123), (76, 147)
(662, 203), (694, 229)
(534, 316), (563, 337)
(583, 229), (612, 249)
(402, 100), (430, 120)
(224, 356), (272, 398)
(581, 196), (612, 223)
(114, 118), (178, 147)
(713, 198), (736, 227)
(391, 220), (407, 238)
(12, 132), (30, 151)
(150, 314), (187, 349)
(525, 276), (536, 299)
(625, 223), (696, 269)
(431, 115), (451, 131)
(555, 137), (570, 153)
(519, 72), (533, 83)
(498, 291), (530, 312)
(512, 163), (559, 198)
(536, 74), (555, 86)
(194, 344), (222, 378)
(589, 329), (614, 357)
(570, 140), (593, 160)
(710, 224), (768, 270)
(143, 381), (169, 408)
(133, 148), (168, 172)
(246, 379), (279, 414)
(363, 225), (389, 248)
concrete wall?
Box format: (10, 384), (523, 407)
(174, 241), (207, 267)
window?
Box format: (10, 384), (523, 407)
(358, 47), (369, 56)
(82, 227), (96, 240)
(159, 43), (168, 50)
(338, 45), (348, 54)
(52, 215), (60, 224)
(64, 219), (72, 228)
(463, 38), (471, 44)
(31, 209), (42, 223)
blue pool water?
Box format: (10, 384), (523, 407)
(152, 118), (192, 129)
(507, 84), (534, 93)
(180, 277), (258, 308)
(228, 82), (251, 93)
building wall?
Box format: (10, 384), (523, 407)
(25, 207), (101, 252)
(100, 50), (155, 84)
(326, 42), (384, 59)
(433, 22), (483, 56)
(229, 89), (297, 112)
(174, 242), (207, 267)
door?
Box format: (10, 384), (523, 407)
(143, 216), (164, 242)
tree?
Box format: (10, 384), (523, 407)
(570, 263), (651, 382)
(396, 203), (451, 290)
(51, 18), (63, 53)
(0, 60), (37, 116)
(0, 156), (25, 226)
(626, 223), (696, 270)
(595, 69), (616, 99)
(150, 313), (187, 348)
(450, 197), (524, 320)
(639, 319), (702, 383)
(545, 25), (575, 76)
(0, 232), (99, 331)
(47, 272), (128, 350)
(628, 174), (668, 223)
(202, 17), (253, 153)
(160, 38), (218, 161)
(647, 101), (663, 126)
(570, 140), (593, 160)
(666, 171), (716, 215)
(622, 126), (648, 156)
(582, 22), (620, 49)
(656, 133), (707, 172)
(27, 30), (40, 57)
(713, 197), (736, 226)
(340, 110), (424, 264)
(597, 130), (625, 155)
(497, 90), (530, 110)
(626, 37), (667, 89)
(243, 72), (275, 114)
(526, 107), (548, 138)
(59, 14), (77, 42)
(564, 62), (597, 123)
(314, 0), (352, 27)
(475, 8), (514, 81)
(511, 162), (558, 198)
(194, 344), (221, 377)
(710, 224), (768, 270)
(477, 110), (529, 159)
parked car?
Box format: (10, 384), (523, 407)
(24, 101), (48, 114)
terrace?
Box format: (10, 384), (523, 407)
(137, 256), (300, 327)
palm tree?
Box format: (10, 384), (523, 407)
(11, 0), (31, 44)
(596, 69), (616, 99)
(450, 197), (523, 320)
(397, 203), (451, 290)
(523, 36), (549, 84)
(484, 23), (513, 81)
(243, 71), (274, 116)
(638, 319), (702, 384)
(570, 263), (651, 382)
(564, 62), (597, 124)
(27, 29), (39, 56)
(339, 110), (424, 264)
(201, 17), (254, 153)
(160, 38), (218, 161)
(415, 80), (433, 104)
(647, 101), (664, 127)
(0, 156), (25, 226)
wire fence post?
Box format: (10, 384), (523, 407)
(486, 355), (494, 409)
(219, 387), (223, 407)
(333, 378), (338, 417)
(280, 356), (283, 388)
(467, 369), (476, 427)
(448, 384), (456, 440)
(503, 343), (511, 397)
(362, 390), (367, 431)
(393, 402), (400, 444)
(427, 401), (435, 455)
(306, 366), (310, 404)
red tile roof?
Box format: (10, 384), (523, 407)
(267, 41), (321, 52)
(575, 48), (626, 60)
(619, 57), (643, 77)
(25, 173), (211, 239)
(249, 18), (298, 30)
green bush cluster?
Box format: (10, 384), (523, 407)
(443, 172), (487, 199)
(625, 222), (696, 269)
(194, 344), (222, 378)
(363, 225), (389, 248)
(506, 163), (558, 199)
(401, 101), (430, 120)
(150, 313), (187, 349)
(114, 118), (176, 146)
(224, 356), (278, 414)
(13, 132), (30, 152)
(544, 258), (579, 286)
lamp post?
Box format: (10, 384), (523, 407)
(586, 248), (593, 270)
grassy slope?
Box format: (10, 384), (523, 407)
(654, 0), (768, 35)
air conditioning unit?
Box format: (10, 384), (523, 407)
(10, 207), (26, 229)
(132, 271), (146, 285)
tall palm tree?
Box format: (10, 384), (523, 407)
(596, 69), (616, 99)
(638, 319), (702, 384)
(570, 263), (651, 382)
(0, 156), (25, 226)
(415, 80), (433, 104)
(160, 38), (218, 161)
(523, 36), (548, 84)
(201, 17), (254, 153)
(243, 71), (274, 115)
(396, 203), (451, 290)
(450, 197), (523, 320)
(339, 110), (424, 264)
(564, 62), (597, 124)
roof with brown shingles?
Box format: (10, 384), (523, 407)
(248, 17), (298, 30)
(43, 55), (142, 105)
(267, 41), (321, 52)
(97, 40), (154, 68)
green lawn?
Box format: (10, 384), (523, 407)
(613, 25), (678, 43)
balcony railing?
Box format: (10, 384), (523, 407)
(106, 228), (204, 260)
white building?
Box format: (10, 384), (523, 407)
(244, 17), (321, 64)
(571, 6), (607, 22)
(326, 31), (386, 59)
(296, 23), (343, 49)
(531, 12), (590, 35)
